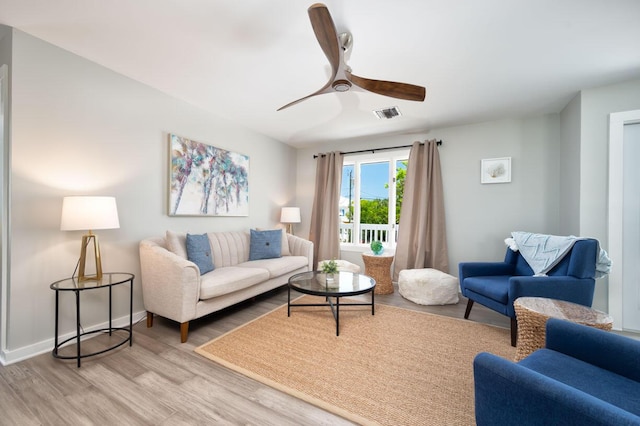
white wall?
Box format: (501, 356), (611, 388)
(578, 78), (640, 311)
(296, 115), (561, 274)
(559, 93), (581, 236)
(3, 30), (297, 363)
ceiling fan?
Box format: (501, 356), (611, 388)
(277, 3), (426, 111)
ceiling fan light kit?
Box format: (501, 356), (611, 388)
(277, 3), (426, 111)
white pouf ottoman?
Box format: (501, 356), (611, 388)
(317, 260), (361, 273)
(398, 268), (459, 305)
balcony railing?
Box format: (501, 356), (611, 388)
(339, 223), (396, 246)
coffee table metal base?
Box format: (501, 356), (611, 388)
(287, 289), (375, 336)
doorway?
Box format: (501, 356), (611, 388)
(609, 109), (640, 332)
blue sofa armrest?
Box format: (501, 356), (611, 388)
(545, 318), (640, 383)
(459, 262), (515, 279)
(473, 352), (640, 426)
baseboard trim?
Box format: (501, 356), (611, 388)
(0, 310), (147, 366)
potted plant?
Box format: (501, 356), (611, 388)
(370, 240), (384, 255)
(321, 259), (338, 274)
(321, 259), (339, 288)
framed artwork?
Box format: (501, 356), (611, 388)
(169, 134), (249, 216)
(481, 157), (511, 184)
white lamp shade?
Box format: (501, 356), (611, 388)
(60, 196), (120, 231)
(280, 207), (301, 223)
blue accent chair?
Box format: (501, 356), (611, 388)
(459, 238), (598, 346)
(473, 319), (640, 425)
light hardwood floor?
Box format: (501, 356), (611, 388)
(0, 285), (510, 425)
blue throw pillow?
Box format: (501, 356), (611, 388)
(249, 229), (282, 261)
(186, 233), (214, 274)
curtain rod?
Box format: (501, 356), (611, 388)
(313, 140), (442, 159)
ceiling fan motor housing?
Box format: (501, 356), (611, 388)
(332, 79), (352, 92)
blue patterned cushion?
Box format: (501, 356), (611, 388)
(249, 229), (282, 260)
(186, 233), (214, 274)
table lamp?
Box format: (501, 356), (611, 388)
(60, 196), (120, 281)
(280, 207), (301, 234)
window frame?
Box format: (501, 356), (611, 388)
(340, 149), (409, 252)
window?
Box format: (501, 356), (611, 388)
(340, 150), (409, 250)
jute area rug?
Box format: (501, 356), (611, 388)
(195, 296), (515, 425)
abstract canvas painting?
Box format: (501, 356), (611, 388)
(169, 134), (249, 216)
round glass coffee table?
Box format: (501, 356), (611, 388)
(288, 271), (376, 336)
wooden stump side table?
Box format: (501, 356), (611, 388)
(514, 297), (613, 361)
(362, 252), (394, 294)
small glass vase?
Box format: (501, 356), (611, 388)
(325, 272), (338, 288)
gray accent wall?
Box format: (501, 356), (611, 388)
(3, 30), (297, 363)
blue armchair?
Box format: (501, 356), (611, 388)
(459, 238), (598, 346)
(473, 319), (640, 425)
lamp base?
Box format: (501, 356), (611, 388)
(286, 223), (294, 234)
(78, 232), (103, 281)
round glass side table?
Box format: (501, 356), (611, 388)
(50, 272), (134, 367)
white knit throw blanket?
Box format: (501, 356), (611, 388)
(505, 232), (612, 278)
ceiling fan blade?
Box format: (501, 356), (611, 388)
(277, 83), (334, 111)
(346, 71), (426, 102)
(277, 4), (341, 111)
(308, 3), (341, 77)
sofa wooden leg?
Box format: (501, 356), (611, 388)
(511, 318), (518, 347)
(464, 299), (474, 319)
(180, 322), (189, 343)
(146, 312), (154, 328)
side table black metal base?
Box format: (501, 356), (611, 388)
(51, 272), (134, 367)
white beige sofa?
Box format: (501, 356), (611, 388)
(139, 230), (313, 342)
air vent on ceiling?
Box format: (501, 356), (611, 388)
(373, 106), (401, 120)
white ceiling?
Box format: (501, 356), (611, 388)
(1, 0), (639, 148)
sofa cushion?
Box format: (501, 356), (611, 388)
(208, 231), (250, 267)
(463, 275), (510, 304)
(239, 255), (309, 278)
(249, 229), (282, 260)
(166, 230), (187, 259)
(519, 349), (640, 415)
(186, 233), (214, 274)
(199, 266), (270, 300)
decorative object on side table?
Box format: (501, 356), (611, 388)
(321, 258), (339, 288)
(370, 240), (384, 255)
